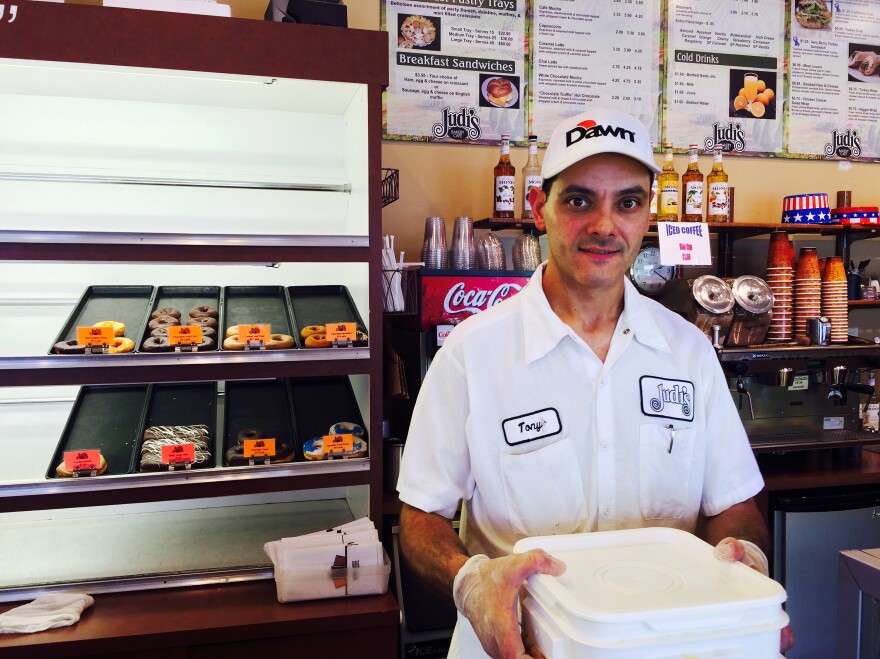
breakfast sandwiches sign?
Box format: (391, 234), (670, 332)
(381, 0), (528, 143)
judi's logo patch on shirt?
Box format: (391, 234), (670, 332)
(502, 408), (562, 446)
(640, 376), (695, 421)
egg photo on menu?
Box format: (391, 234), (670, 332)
(847, 42), (880, 83)
(478, 74), (520, 110)
(397, 14), (441, 51)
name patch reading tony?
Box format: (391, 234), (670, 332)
(502, 408), (562, 446)
(640, 376), (695, 421)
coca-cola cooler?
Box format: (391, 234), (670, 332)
(383, 268), (530, 658)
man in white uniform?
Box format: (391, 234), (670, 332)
(397, 109), (791, 658)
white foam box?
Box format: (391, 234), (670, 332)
(273, 548), (391, 603)
(515, 528), (787, 659)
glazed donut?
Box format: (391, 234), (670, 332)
(266, 333), (296, 350)
(148, 315), (180, 331)
(188, 316), (218, 330)
(189, 305), (218, 319)
(54, 339), (86, 355)
(109, 337), (135, 354)
(151, 307), (181, 320)
(93, 320), (125, 337)
(226, 324), (264, 338)
(56, 454), (108, 477)
(142, 336), (174, 353)
(237, 428), (265, 444)
(222, 335), (245, 350)
(300, 325), (325, 340)
(305, 333), (332, 349)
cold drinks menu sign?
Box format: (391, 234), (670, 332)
(383, 0), (880, 161)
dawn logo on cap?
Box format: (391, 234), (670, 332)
(565, 119), (636, 147)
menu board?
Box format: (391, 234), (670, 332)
(381, 0), (880, 162)
(530, 0), (662, 143)
(382, 0), (528, 143)
(665, 0), (785, 155)
(787, 0), (880, 159)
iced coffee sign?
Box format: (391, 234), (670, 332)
(657, 222), (712, 266)
(420, 273), (530, 331)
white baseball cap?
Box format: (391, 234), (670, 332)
(541, 108), (661, 179)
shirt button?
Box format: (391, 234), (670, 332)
(623, 328), (631, 334)
(599, 380), (606, 387)
(603, 506), (612, 515)
(601, 442), (608, 450)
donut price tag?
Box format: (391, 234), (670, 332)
(161, 443), (195, 470)
(244, 438), (276, 465)
(326, 322), (356, 347)
(169, 325), (202, 347)
(63, 449), (101, 477)
(323, 433), (354, 457)
(77, 326), (114, 351)
(238, 324), (271, 349)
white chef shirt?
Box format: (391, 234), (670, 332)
(397, 264), (764, 560)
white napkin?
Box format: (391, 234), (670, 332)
(0, 593), (94, 634)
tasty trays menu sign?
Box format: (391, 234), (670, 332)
(382, 0), (880, 161)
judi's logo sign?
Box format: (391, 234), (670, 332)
(824, 128), (861, 158)
(704, 122), (745, 153)
(432, 107), (481, 140)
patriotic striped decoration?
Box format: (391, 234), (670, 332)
(832, 206), (880, 225)
(782, 193), (832, 224)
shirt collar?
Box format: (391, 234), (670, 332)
(521, 266), (672, 364)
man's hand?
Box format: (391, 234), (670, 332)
(453, 549), (566, 659)
(714, 537), (794, 654)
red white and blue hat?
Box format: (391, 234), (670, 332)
(831, 206), (880, 224)
(781, 193), (832, 224)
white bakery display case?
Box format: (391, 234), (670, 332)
(0, 2), (387, 600)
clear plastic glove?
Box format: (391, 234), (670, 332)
(453, 549), (566, 659)
(713, 536), (769, 576)
(713, 537), (794, 653)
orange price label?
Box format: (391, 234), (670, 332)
(243, 438), (276, 458)
(63, 449), (101, 473)
(168, 325), (203, 346)
(76, 326), (114, 346)
(238, 324), (271, 344)
(325, 322), (357, 343)
(161, 443), (195, 464)
(323, 433), (354, 455)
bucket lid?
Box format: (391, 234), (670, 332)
(691, 275), (734, 314)
(515, 528), (787, 630)
(732, 275), (773, 314)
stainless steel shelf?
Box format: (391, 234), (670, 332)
(0, 171), (351, 193)
(0, 230), (368, 249)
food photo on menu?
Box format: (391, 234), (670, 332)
(397, 13), (440, 51)
(794, 0), (832, 30)
(729, 69), (777, 120)
(848, 42), (880, 83)
(478, 74), (520, 110)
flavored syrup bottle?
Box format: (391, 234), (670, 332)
(521, 135), (542, 220)
(657, 144), (679, 222)
(864, 371), (880, 432)
(682, 143), (704, 222)
(493, 134), (515, 219)
(649, 142), (658, 222)
(707, 145), (730, 222)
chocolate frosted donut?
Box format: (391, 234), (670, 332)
(189, 305), (218, 319)
(151, 325), (216, 340)
(151, 307), (181, 320)
(54, 339), (87, 355)
(148, 315), (180, 331)
(192, 337), (216, 352)
(188, 316), (218, 330)
(237, 428), (265, 444)
(142, 336), (174, 353)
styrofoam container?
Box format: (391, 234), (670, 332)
(514, 528), (787, 658)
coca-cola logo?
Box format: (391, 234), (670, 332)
(443, 282), (523, 315)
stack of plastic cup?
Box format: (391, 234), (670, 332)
(476, 233), (506, 270)
(512, 234), (542, 271)
(421, 216), (447, 269)
(449, 216), (476, 270)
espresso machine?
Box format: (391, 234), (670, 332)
(717, 344), (879, 451)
